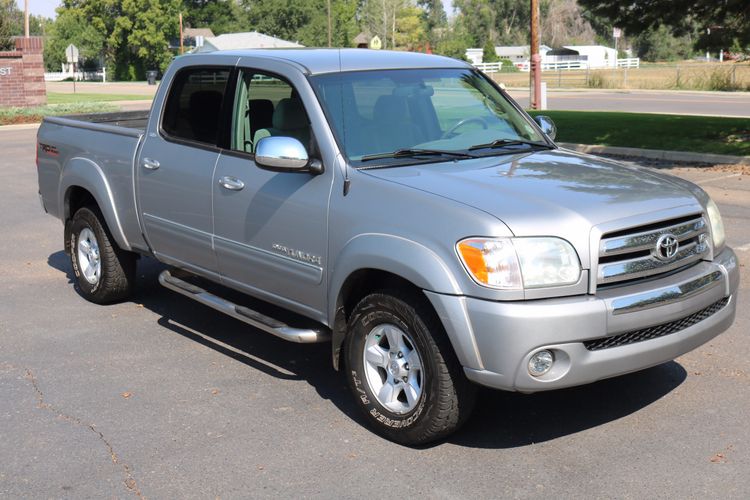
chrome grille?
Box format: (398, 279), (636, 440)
(584, 296), (729, 351)
(597, 214), (709, 287)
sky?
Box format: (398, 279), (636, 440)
(18, 0), (456, 20)
(16, 0), (59, 19)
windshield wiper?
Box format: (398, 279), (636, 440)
(469, 138), (552, 151)
(360, 148), (478, 162)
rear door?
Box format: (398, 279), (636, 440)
(212, 67), (335, 318)
(137, 65), (232, 275)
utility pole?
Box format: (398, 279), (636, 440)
(382, 0), (387, 49)
(179, 12), (184, 54)
(529, 0), (541, 110)
(24, 0), (30, 37)
(327, 0), (332, 47)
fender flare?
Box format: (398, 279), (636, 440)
(328, 234), (482, 370)
(59, 157), (131, 251)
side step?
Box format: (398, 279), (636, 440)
(158, 270), (330, 343)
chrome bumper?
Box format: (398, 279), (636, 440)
(426, 247), (739, 393)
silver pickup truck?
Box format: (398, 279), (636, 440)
(37, 49), (739, 445)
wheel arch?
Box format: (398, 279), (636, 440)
(328, 234), (480, 371)
(59, 157), (131, 252)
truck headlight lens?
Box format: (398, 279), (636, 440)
(513, 237), (581, 288)
(457, 237), (581, 289)
(706, 198), (725, 251)
(457, 238), (523, 289)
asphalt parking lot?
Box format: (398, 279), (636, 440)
(1, 125), (748, 498)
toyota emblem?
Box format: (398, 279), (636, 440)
(655, 233), (679, 260)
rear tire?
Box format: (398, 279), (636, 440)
(69, 206), (136, 304)
(344, 290), (476, 445)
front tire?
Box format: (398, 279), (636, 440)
(344, 291), (476, 445)
(69, 206), (136, 304)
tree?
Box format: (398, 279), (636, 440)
(46, 7), (106, 70)
(577, 0), (750, 51)
(49, 0), (182, 80)
(541, 0), (596, 47)
(451, 0), (495, 47)
(121, 0), (181, 73)
(0, 0), (15, 50)
(242, 0), (313, 43)
(433, 18), (472, 60)
(182, 0), (247, 36)
(395, 4), (426, 49)
(360, 0), (427, 50)
(635, 25), (695, 62)
(482, 38), (499, 62)
(0, 0), (49, 49)
(417, 0), (447, 47)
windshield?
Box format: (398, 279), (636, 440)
(310, 68), (548, 166)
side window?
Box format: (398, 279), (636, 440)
(162, 67), (230, 146)
(230, 70), (311, 153)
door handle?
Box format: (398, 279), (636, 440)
(219, 176), (245, 191)
(142, 158), (160, 170)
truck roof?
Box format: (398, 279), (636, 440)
(190, 48), (470, 75)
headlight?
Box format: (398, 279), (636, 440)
(457, 237), (581, 289)
(706, 198), (726, 251)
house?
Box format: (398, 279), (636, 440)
(194, 32), (303, 53)
(466, 45), (552, 65)
(465, 48), (483, 65)
(353, 33), (370, 49)
(560, 45), (618, 68)
(495, 45), (552, 62)
(170, 27), (215, 50)
(184, 28), (215, 49)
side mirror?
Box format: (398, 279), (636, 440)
(255, 136), (323, 174)
(534, 115), (557, 141)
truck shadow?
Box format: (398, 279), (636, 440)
(47, 251), (688, 450)
(450, 362), (686, 449)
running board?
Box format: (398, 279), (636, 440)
(158, 270), (329, 343)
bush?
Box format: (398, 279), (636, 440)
(482, 39), (500, 63)
(671, 66), (743, 91)
(587, 70), (612, 88)
(705, 67), (741, 91)
(499, 61), (520, 73)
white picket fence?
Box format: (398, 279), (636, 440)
(616, 58), (640, 68)
(473, 62), (504, 73)
(44, 69), (107, 82)
(479, 58), (640, 73)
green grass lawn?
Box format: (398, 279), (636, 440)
(47, 92), (151, 104)
(0, 102), (118, 126)
(528, 110), (750, 157)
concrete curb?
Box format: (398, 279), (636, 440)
(559, 142), (750, 165)
(0, 122), (40, 131)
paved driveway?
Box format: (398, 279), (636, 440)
(1, 126), (748, 498)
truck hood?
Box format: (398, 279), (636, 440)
(362, 149), (703, 267)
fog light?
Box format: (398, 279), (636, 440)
(528, 350), (554, 377)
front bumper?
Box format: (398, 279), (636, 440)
(426, 247), (739, 393)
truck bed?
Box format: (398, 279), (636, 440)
(37, 109), (150, 252)
(48, 110), (150, 132)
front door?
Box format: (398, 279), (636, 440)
(137, 66), (231, 275)
(212, 69), (334, 317)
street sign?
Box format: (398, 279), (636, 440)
(613, 27), (622, 39)
(65, 44), (80, 64)
(369, 36), (382, 50)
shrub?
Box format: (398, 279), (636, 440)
(587, 70), (611, 88)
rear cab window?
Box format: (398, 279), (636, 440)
(161, 67), (231, 146)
